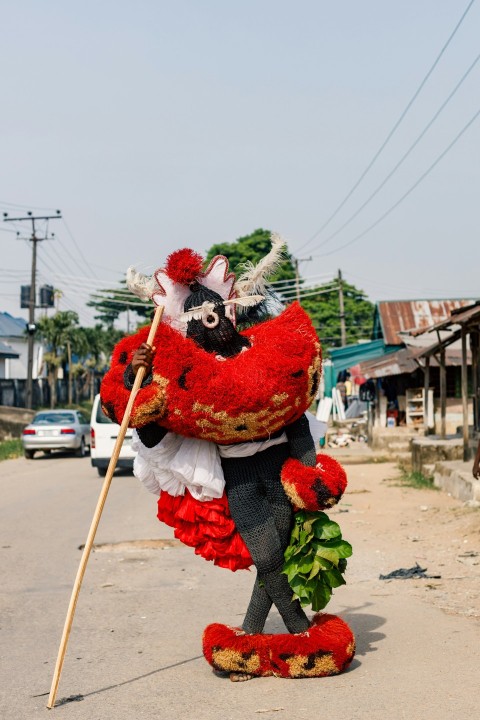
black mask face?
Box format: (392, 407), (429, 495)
(184, 282), (250, 358)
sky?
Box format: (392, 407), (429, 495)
(1, 0), (479, 328)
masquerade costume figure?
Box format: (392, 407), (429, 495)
(100, 236), (355, 679)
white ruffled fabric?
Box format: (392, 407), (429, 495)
(132, 429), (289, 501)
(132, 430), (225, 501)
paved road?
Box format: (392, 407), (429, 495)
(1, 454), (479, 720)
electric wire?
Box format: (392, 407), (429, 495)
(88, 293), (152, 309)
(0, 226), (19, 234)
(0, 199), (59, 211)
(281, 287), (340, 302)
(35, 255), (94, 324)
(316, 104), (480, 258)
(296, 0), (477, 253)
(268, 273), (334, 290)
(61, 218), (99, 279)
(39, 241), (81, 280)
(88, 279), (341, 304)
(81, 274), (338, 298)
(279, 284), (339, 302)
(2, 203), (99, 282)
(307, 49), (480, 254)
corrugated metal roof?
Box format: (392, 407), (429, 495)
(376, 299), (476, 345)
(0, 312), (27, 338)
(409, 301), (480, 336)
(358, 348), (419, 379)
(358, 345), (470, 379)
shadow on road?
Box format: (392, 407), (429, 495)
(35, 654), (205, 707)
(37, 609), (383, 705)
(340, 602), (386, 657)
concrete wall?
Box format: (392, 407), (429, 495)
(369, 426), (415, 454)
(433, 460), (480, 503)
(0, 405), (35, 440)
(433, 398), (473, 436)
(411, 437), (464, 474)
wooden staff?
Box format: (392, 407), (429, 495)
(47, 305), (164, 709)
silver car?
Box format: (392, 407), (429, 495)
(22, 409), (91, 459)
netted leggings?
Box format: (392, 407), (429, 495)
(222, 443), (310, 635)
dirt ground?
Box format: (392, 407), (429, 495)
(329, 460), (480, 620)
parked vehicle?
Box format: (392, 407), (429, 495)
(90, 394), (136, 476)
(22, 409), (91, 459)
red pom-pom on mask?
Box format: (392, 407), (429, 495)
(165, 248), (204, 286)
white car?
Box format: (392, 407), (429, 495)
(90, 394), (136, 476)
(22, 409), (91, 459)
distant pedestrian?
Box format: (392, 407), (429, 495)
(336, 373), (347, 411)
(344, 372), (352, 407)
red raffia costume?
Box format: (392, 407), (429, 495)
(100, 236), (355, 679)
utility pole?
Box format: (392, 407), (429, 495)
(294, 258), (300, 303)
(3, 210), (62, 409)
(292, 255), (312, 304)
(338, 269), (347, 347)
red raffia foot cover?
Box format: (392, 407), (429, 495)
(280, 453), (347, 511)
(202, 613), (355, 679)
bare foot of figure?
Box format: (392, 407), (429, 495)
(229, 672), (255, 682)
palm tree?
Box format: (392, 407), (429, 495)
(36, 311), (80, 408)
(81, 325), (110, 402)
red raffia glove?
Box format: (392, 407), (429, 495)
(280, 453), (347, 511)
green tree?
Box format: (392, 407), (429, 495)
(87, 280), (150, 329)
(37, 311), (81, 408)
(37, 314), (124, 407)
(204, 229), (374, 351)
(80, 324), (124, 401)
(301, 280), (374, 351)
(205, 228), (296, 284)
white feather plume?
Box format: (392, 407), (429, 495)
(180, 296), (265, 324)
(180, 301), (216, 323)
(234, 232), (286, 296)
(223, 295), (265, 308)
(126, 266), (158, 301)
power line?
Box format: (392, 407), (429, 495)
(2, 211), (62, 408)
(0, 199), (60, 212)
(308, 48), (480, 254)
(296, 0), (477, 253)
(316, 103), (480, 258)
(0, 226), (19, 234)
(269, 272), (333, 289)
(34, 271), (120, 288)
(279, 283), (338, 302)
(82, 274), (338, 299)
(88, 293), (152, 309)
(61, 218), (99, 279)
(41, 240), (84, 279)
(34, 253), (96, 322)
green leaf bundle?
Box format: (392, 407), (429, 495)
(283, 510), (352, 611)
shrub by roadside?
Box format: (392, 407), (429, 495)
(0, 439), (23, 461)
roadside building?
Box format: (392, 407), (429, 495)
(328, 298), (478, 437)
(0, 311), (46, 406)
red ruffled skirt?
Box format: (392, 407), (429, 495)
(157, 490), (253, 571)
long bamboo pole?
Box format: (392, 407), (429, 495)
(47, 305), (164, 709)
